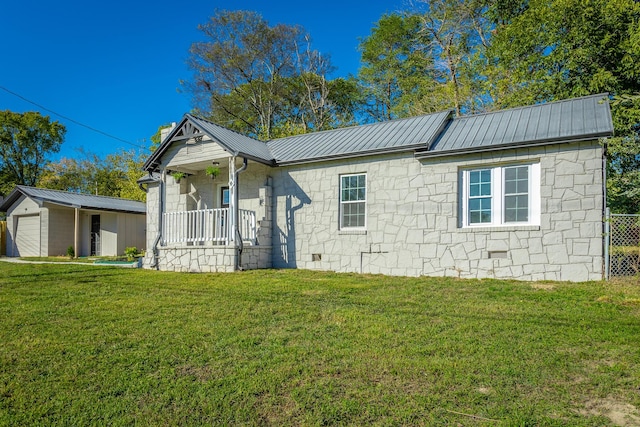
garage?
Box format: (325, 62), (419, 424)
(1, 186), (146, 258)
(14, 214), (41, 257)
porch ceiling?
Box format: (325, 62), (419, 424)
(167, 158), (229, 174)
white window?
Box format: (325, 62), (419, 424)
(340, 173), (366, 229)
(461, 163), (540, 227)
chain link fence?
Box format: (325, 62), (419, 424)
(606, 212), (640, 279)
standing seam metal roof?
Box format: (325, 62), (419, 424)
(0, 186), (146, 214)
(426, 93), (613, 155)
(185, 115), (274, 164)
(266, 111), (452, 164)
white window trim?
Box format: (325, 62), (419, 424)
(339, 173), (367, 230)
(461, 163), (540, 228)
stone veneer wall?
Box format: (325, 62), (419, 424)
(272, 140), (604, 281)
(149, 245), (272, 272)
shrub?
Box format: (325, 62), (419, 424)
(124, 247), (139, 261)
(66, 246), (75, 258)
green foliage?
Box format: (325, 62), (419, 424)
(66, 245), (74, 258)
(412, 0), (492, 116)
(483, 0), (640, 212)
(171, 171), (185, 182)
(204, 165), (220, 178)
(486, 0), (640, 106)
(358, 13), (435, 121)
(1, 265), (639, 424)
(184, 10), (360, 139)
(150, 123), (173, 152)
(37, 148), (147, 202)
(0, 110), (66, 195)
(124, 247), (139, 261)
(357, 0), (639, 211)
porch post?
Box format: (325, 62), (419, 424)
(74, 207), (79, 259)
(228, 157), (236, 245)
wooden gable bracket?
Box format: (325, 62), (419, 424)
(171, 121), (203, 144)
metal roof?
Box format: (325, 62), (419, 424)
(421, 93), (613, 157)
(0, 186), (146, 214)
(143, 94), (613, 170)
(143, 115), (274, 171)
(266, 111), (452, 164)
(185, 115), (274, 164)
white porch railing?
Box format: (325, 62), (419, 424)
(162, 208), (256, 245)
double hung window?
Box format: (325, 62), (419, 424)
(340, 173), (366, 229)
(462, 163), (539, 227)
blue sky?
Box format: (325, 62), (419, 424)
(1, 0), (404, 160)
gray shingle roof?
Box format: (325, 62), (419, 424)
(0, 186), (146, 214)
(421, 93), (613, 157)
(267, 111), (452, 164)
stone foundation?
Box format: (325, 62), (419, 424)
(142, 245), (272, 273)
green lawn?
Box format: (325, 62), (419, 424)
(1, 263), (639, 426)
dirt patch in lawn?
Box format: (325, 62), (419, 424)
(580, 397), (640, 426)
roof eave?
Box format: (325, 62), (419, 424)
(142, 116), (191, 172)
(40, 199), (145, 214)
(237, 153), (276, 166)
(0, 187), (23, 212)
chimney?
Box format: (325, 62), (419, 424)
(160, 122), (177, 143)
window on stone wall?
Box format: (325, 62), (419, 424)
(461, 163), (540, 227)
(340, 173), (366, 229)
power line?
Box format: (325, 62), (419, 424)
(0, 85), (150, 151)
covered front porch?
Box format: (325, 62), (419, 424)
(141, 115), (275, 272)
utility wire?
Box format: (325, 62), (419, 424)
(0, 85), (150, 151)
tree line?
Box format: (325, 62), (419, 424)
(1, 1), (639, 212)
(0, 110), (146, 201)
(184, 3), (639, 213)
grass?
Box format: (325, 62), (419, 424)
(19, 256), (139, 263)
(0, 264), (639, 426)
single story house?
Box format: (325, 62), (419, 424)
(0, 186), (146, 257)
(139, 93), (613, 281)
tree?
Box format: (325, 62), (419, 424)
(0, 111), (66, 195)
(607, 94), (640, 213)
(358, 14), (435, 121)
(150, 123), (173, 151)
(485, 0), (640, 212)
(412, 0), (492, 116)
(359, 3), (492, 121)
(38, 148), (147, 202)
(358, 0), (639, 211)
(184, 10), (358, 139)
(486, 0), (640, 106)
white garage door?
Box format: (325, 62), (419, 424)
(15, 215), (41, 257)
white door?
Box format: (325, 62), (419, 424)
(14, 215), (40, 257)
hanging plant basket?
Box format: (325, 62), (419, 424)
(205, 165), (220, 179)
(171, 171), (186, 183)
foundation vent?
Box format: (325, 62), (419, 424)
(488, 251), (508, 259)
